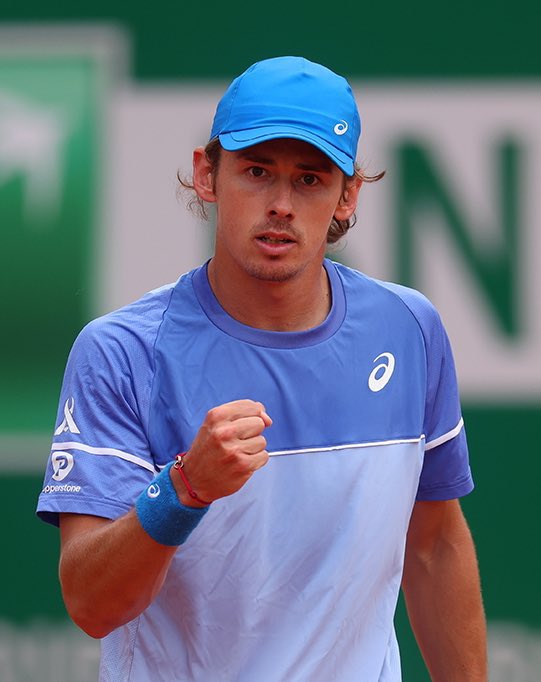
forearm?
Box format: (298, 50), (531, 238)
(59, 510), (177, 638)
(59, 400), (271, 639)
(402, 501), (487, 681)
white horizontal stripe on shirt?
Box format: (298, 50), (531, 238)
(269, 436), (426, 458)
(425, 418), (464, 451)
(50, 441), (156, 473)
(52, 425), (461, 472)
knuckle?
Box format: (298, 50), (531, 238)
(237, 460), (253, 475)
(205, 421), (231, 444)
(215, 423), (236, 442)
(205, 406), (222, 426)
(222, 443), (244, 463)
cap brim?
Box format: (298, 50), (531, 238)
(218, 126), (355, 176)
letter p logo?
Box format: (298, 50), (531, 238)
(51, 452), (74, 481)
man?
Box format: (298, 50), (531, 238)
(37, 56), (487, 681)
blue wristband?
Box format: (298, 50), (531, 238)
(135, 463), (209, 546)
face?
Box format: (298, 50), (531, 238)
(193, 138), (361, 284)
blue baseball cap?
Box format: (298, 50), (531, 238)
(210, 56), (361, 176)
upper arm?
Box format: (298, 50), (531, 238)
(59, 513), (112, 554)
(403, 498), (472, 574)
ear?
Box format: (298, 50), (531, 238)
(192, 147), (217, 203)
(333, 176), (362, 221)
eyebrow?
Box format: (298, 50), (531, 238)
(236, 150), (334, 173)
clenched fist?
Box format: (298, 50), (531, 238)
(171, 399), (272, 507)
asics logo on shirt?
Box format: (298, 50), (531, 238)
(334, 120), (348, 135)
(52, 452), (74, 481)
(368, 353), (396, 392)
(54, 397), (80, 435)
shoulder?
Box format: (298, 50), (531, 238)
(69, 282), (177, 371)
(377, 281), (451, 363)
(375, 280), (443, 333)
(330, 261), (450, 366)
(331, 260), (443, 332)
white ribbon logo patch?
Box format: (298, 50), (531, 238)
(54, 397), (80, 435)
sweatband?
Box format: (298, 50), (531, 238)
(135, 463), (209, 546)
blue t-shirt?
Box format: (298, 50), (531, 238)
(37, 259), (473, 681)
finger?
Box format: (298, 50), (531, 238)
(244, 449), (269, 472)
(232, 415), (270, 440)
(252, 402), (273, 426)
(238, 434), (268, 455)
(211, 417), (267, 446)
(209, 400), (272, 424)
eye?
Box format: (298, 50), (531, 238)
(248, 166), (266, 178)
(300, 174), (319, 186)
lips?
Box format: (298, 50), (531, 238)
(255, 231), (296, 244)
(257, 235), (294, 244)
(254, 230), (297, 256)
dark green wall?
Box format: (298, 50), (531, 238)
(2, 0), (541, 81)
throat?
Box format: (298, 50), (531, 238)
(207, 260), (332, 332)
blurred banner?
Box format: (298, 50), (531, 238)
(1, 24), (539, 681)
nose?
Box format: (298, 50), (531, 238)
(267, 179), (294, 220)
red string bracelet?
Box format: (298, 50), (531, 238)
(173, 453), (212, 506)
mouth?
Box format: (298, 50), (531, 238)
(257, 235), (295, 244)
(254, 231), (297, 257)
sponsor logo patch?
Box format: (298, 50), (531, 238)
(51, 451), (74, 481)
(42, 484), (81, 494)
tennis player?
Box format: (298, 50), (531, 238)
(37, 56), (487, 681)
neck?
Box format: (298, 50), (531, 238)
(207, 259), (331, 332)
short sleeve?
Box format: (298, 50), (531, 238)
(415, 297), (473, 500)
(36, 290), (171, 526)
(380, 282), (474, 501)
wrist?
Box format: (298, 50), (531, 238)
(172, 452), (212, 507)
(135, 463), (209, 546)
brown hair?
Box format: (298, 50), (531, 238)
(178, 138), (385, 244)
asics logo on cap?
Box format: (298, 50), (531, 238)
(334, 120), (348, 135)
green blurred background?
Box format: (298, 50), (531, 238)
(1, 2), (540, 680)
